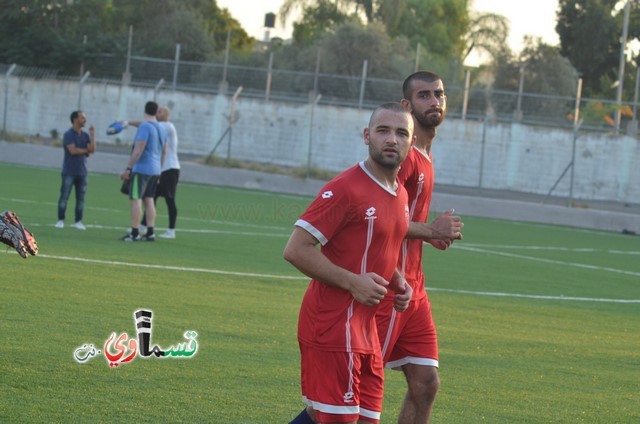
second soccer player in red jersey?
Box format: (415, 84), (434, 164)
(376, 71), (464, 424)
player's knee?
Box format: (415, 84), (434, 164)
(408, 370), (440, 399)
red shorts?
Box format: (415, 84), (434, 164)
(376, 295), (439, 369)
(299, 344), (383, 423)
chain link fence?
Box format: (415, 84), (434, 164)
(3, 51), (640, 136)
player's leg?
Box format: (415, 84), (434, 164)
(56, 174), (73, 226)
(398, 365), (440, 424)
(297, 345), (363, 424)
(73, 175), (88, 229)
(385, 296), (439, 423)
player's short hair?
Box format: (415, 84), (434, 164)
(402, 71), (442, 99)
(369, 102), (410, 127)
(69, 110), (82, 123)
(145, 101), (159, 116)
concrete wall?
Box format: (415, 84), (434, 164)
(1, 77), (638, 204)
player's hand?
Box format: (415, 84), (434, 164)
(430, 209), (464, 241)
(349, 273), (388, 306)
(119, 169), (131, 180)
(427, 238), (452, 250)
(390, 274), (412, 312)
(89, 125), (95, 136)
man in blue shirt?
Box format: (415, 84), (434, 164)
(56, 110), (96, 230)
(119, 101), (168, 241)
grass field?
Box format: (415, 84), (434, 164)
(1, 162), (639, 423)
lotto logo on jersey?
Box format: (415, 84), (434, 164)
(343, 391), (355, 403)
(418, 172), (424, 182)
(321, 191), (333, 199)
(365, 207), (376, 219)
(405, 205), (410, 223)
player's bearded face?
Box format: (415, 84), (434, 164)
(413, 103), (446, 129)
(366, 111), (413, 169)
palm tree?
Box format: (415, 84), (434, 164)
(463, 12), (510, 63)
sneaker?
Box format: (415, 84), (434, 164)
(2, 211), (38, 256)
(158, 229), (175, 239)
(140, 234), (155, 242)
(121, 234), (141, 242)
(55, 220), (64, 229)
(73, 221), (86, 231)
(0, 214), (28, 258)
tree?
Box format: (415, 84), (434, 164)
(556, 0), (620, 97)
(463, 12), (510, 64)
(291, 0), (352, 45)
(0, 0), (254, 73)
(490, 37), (579, 123)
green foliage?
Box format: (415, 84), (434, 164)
(556, 0), (620, 97)
(393, 0), (470, 59)
(291, 0), (352, 45)
(0, 0), (254, 73)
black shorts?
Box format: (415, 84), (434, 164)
(156, 169), (180, 199)
(129, 173), (159, 200)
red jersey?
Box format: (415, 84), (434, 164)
(395, 146), (434, 301)
(295, 162), (410, 354)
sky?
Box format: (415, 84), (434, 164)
(216, 0), (561, 66)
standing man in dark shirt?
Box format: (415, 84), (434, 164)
(55, 110), (96, 230)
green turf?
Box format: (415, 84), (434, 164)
(1, 163), (639, 423)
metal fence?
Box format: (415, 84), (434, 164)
(4, 53), (640, 136)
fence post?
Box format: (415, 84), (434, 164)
(123, 25), (133, 85)
(227, 86), (243, 164)
(306, 94), (322, 178)
(78, 71), (91, 109)
(154, 78), (165, 102)
(569, 78), (583, 206)
(358, 60), (368, 110)
(172, 43), (181, 91)
(514, 65), (525, 122)
(265, 52), (273, 101)
(461, 69), (471, 120)
(3, 64), (17, 139)
(219, 30), (231, 95)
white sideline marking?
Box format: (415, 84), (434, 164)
(428, 288), (640, 303)
(462, 243), (640, 255)
(35, 253), (307, 280)
(456, 245), (640, 278)
(2, 251), (638, 303)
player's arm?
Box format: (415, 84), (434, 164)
(283, 227), (388, 306)
(161, 139), (168, 167)
(119, 140), (146, 180)
(405, 209), (464, 249)
(64, 133), (92, 156)
(389, 269), (412, 312)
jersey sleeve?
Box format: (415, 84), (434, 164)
(295, 181), (351, 246)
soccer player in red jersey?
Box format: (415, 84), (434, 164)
(376, 71), (464, 423)
(284, 102), (415, 424)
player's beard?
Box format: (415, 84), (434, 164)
(413, 107), (446, 129)
(369, 144), (403, 169)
